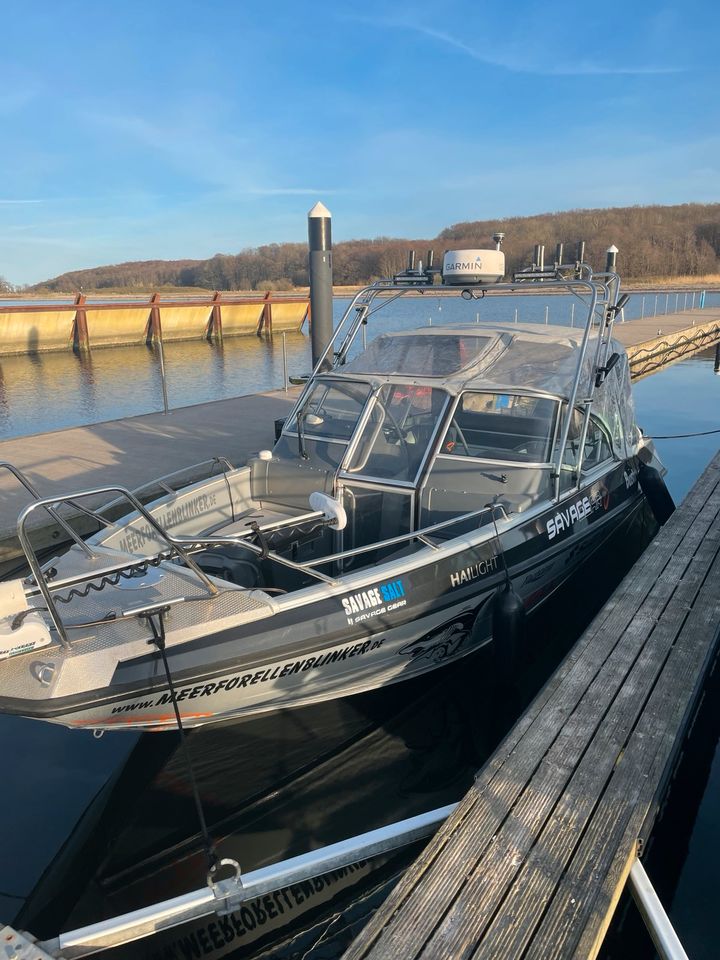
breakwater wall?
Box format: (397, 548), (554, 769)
(0, 292), (310, 355)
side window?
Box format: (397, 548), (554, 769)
(559, 411), (612, 491)
(440, 393), (557, 463)
(582, 416), (613, 470)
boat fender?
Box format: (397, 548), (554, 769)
(309, 491), (348, 531)
(638, 461), (675, 526)
(491, 581), (525, 679)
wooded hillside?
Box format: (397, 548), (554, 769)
(29, 203), (720, 292)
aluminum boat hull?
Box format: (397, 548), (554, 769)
(0, 462), (645, 731)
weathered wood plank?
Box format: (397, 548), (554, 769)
(525, 577), (720, 959)
(420, 493), (720, 960)
(471, 512), (720, 959)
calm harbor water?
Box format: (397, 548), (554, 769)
(0, 290), (719, 440)
(0, 344), (719, 958)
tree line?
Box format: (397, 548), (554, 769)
(24, 202), (720, 293)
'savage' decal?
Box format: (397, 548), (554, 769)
(546, 490), (607, 541)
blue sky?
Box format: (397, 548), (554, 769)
(1, 0), (718, 285)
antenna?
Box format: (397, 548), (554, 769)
(493, 232), (505, 250)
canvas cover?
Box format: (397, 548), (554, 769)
(342, 323), (640, 455)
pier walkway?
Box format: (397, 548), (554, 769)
(344, 449), (720, 960)
(0, 389), (298, 564)
(613, 306), (720, 379)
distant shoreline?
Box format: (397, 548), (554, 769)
(6, 274), (720, 300)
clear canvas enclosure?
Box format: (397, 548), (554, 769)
(343, 333), (494, 377)
(346, 384), (447, 482)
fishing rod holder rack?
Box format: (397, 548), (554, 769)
(18, 486), (219, 648)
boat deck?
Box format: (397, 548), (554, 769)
(343, 448), (720, 960)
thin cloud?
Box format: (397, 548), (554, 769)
(0, 199), (44, 204)
(350, 16), (685, 76)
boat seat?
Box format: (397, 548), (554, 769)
(419, 458), (549, 535)
(249, 454), (335, 511)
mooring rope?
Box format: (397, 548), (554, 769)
(53, 552), (173, 604)
(144, 609), (219, 875)
(647, 427), (720, 439)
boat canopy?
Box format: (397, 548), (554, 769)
(342, 323), (640, 456)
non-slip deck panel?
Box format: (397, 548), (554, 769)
(344, 450), (720, 960)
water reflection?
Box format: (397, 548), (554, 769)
(1, 290), (718, 441)
(75, 350), (98, 418)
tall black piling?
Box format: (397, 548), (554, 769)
(308, 202), (333, 370)
(606, 244), (619, 274)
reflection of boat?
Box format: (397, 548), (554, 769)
(0, 242), (673, 731)
(18, 664), (491, 957)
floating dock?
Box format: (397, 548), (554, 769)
(0, 389), (298, 569)
(343, 449), (720, 960)
(613, 307), (720, 380)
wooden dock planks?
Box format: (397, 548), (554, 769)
(344, 450), (720, 960)
(613, 307), (720, 380)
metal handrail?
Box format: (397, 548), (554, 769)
(36, 803), (457, 959)
(96, 457), (236, 517)
(281, 270), (618, 506)
(295, 503), (503, 567)
(18, 487), (220, 648)
(171, 502), (507, 580)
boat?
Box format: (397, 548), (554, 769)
(0, 239), (673, 732)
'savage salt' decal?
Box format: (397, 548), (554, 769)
(341, 579), (406, 625)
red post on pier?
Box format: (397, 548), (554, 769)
(72, 293), (90, 352)
(258, 290), (273, 337)
(147, 293), (162, 344)
(208, 291), (223, 341)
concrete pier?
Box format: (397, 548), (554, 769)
(0, 389), (299, 566)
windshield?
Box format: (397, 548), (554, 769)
(439, 392), (558, 464)
(285, 379), (371, 442)
(345, 384), (448, 482)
